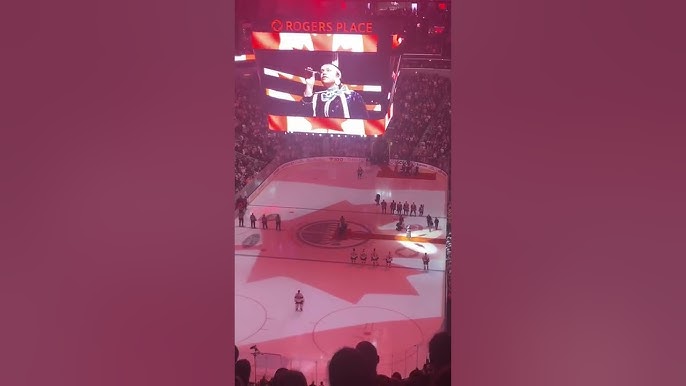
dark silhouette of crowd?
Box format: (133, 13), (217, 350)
(235, 331), (450, 386)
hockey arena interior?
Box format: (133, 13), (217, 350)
(234, 2), (451, 386)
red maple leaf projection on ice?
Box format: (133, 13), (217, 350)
(239, 200), (439, 303)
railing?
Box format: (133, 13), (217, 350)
(387, 344), (424, 378)
(400, 54), (451, 69)
(399, 53), (451, 75)
(443, 231), (452, 334)
(251, 352), (283, 384)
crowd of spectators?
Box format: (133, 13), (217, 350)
(234, 75), (279, 191)
(412, 99), (451, 173)
(235, 332), (450, 386)
(279, 133), (373, 160)
(386, 73), (451, 172)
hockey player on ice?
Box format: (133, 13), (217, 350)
(294, 290), (304, 311)
(371, 248), (379, 266)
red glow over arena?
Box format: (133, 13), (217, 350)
(235, 1), (451, 384)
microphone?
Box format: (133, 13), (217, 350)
(305, 67), (320, 75)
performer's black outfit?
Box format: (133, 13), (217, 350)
(302, 84), (369, 119)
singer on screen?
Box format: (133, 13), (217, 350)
(301, 63), (369, 120)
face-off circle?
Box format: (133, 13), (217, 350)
(241, 234), (261, 248)
(235, 295), (268, 343)
(312, 306), (425, 359)
(297, 220), (372, 249)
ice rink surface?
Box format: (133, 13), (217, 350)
(235, 158), (448, 383)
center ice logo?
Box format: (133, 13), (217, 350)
(244, 200), (424, 303)
(297, 220), (372, 249)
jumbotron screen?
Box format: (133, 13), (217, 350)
(252, 28), (399, 136)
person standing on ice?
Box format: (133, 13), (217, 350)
(385, 252), (393, 267)
(238, 209), (245, 227)
(371, 248), (379, 266)
(423, 253), (430, 270)
(250, 213), (257, 228)
(350, 248), (358, 264)
(294, 290), (304, 312)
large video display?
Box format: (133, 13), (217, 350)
(252, 31), (398, 136)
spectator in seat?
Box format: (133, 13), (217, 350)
(271, 368), (289, 386)
(356, 341), (400, 386)
(432, 366), (450, 386)
(428, 331), (451, 373)
(328, 347), (375, 386)
(280, 370), (308, 386)
(235, 359), (251, 386)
